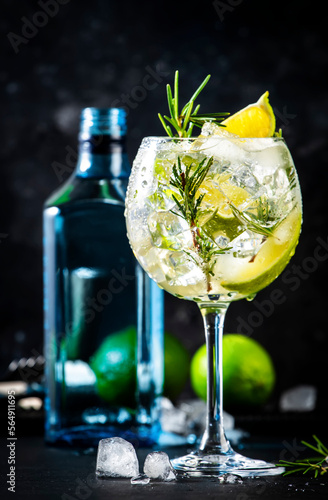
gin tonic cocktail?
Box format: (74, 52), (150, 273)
(125, 129), (302, 477)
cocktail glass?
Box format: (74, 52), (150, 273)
(125, 134), (302, 477)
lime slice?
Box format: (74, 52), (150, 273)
(221, 91), (276, 138)
(221, 208), (302, 295)
(199, 174), (251, 220)
(197, 175), (253, 243)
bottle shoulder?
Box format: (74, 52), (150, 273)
(44, 175), (127, 208)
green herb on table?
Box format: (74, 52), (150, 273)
(278, 435), (328, 477)
(158, 70), (229, 138)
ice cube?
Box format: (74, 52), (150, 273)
(163, 250), (204, 288)
(126, 205), (152, 250)
(164, 250), (196, 278)
(261, 165), (298, 221)
(219, 473), (243, 484)
(251, 141), (292, 175)
(182, 400), (235, 432)
(145, 186), (176, 212)
(272, 166), (291, 192)
(230, 229), (264, 259)
(229, 161), (265, 198)
(162, 397), (235, 434)
(131, 474), (150, 485)
(193, 123), (247, 168)
(143, 451), (176, 481)
(160, 397), (188, 435)
(279, 385), (317, 412)
(215, 235), (231, 249)
(243, 142), (297, 220)
(147, 212), (189, 251)
(250, 148), (291, 206)
(215, 138), (248, 168)
(96, 437), (139, 478)
(137, 246), (167, 284)
(160, 397), (248, 446)
(176, 399), (207, 435)
(223, 411), (235, 431)
(200, 121), (238, 139)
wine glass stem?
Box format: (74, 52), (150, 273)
(198, 303), (231, 455)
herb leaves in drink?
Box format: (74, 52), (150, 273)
(169, 155), (229, 291)
(170, 156), (213, 227)
(228, 202), (276, 239)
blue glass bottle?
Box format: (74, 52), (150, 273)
(43, 108), (164, 447)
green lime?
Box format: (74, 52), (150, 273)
(89, 326), (190, 406)
(89, 326), (136, 406)
(190, 334), (275, 408)
(164, 331), (190, 401)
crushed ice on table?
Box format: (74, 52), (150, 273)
(219, 473), (243, 484)
(160, 397), (248, 445)
(160, 397), (188, 435)
(143, 451), (177, 481)
(162, 398), (236, 433)
(131, 474), (150, 485)
(96, 437), (139, 478)
(279, 385), (317, 412)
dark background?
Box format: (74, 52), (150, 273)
(0, 0), (327, 413)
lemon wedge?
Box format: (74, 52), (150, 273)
(221, 91), (276, 138)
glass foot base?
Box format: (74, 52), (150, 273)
(171, 450), (285, 478)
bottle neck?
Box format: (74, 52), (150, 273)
(76, 136), (130, 179)
(75, 108), (130, 179)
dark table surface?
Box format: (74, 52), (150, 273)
(1, 434), (328, 500)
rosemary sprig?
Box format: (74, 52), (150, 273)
(169, 155), (228, 291)
(228, 201), (277, 239)
(278, 436), (328, 477)
(158, 70), (229, 138)
(170, 156), (213, 226)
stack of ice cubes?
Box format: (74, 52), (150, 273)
(96, 437), (177, 485)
